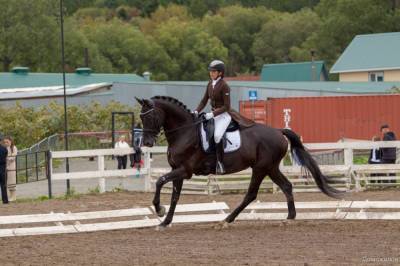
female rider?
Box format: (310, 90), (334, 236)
(193, 60), (232, 174)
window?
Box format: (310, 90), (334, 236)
(369, 72), (384, 82)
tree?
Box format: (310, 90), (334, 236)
(153, 19), (228, 80)
(81, 19), (171, 78)
(306, 0), (398, 66)
(0, 0), (59, 72)
(63, 18), (113, 72)
(139, 4), (191, 35)
(252, 8), (320, 68)
(203, 5), (278, 75)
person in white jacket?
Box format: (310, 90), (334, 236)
(4, 136), (17, 201)
(115, 135), (130, 169)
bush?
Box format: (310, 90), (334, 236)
(0, 101), (140, 150)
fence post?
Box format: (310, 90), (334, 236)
(46, 151), (53, 199)
(98, 155), (106, 193)
(144, 150), (151, 192)
(344, 148), (357, 190)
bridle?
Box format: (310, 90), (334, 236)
(140, 107), (205, 137)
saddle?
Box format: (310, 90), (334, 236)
(199, 113), (241, 154)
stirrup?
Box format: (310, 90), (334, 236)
(216, 161), (225, 175)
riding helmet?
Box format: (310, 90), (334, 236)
(208, 60), (225, 72)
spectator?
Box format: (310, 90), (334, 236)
(4, 136), (17, 201)
(115, 135), (130, 169)
(0, 139), (8, 204)
(380, 124), (397, 183)
(368, 136), (382, 183)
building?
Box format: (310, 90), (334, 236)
(0, 67), (147, 101)
(1, 66), (400, 110)
(260, 61), (328, 82)
(330, 32), (400, 82)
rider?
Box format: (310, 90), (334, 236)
(194, 60), (232, 174)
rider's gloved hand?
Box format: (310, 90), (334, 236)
(205, 112), (214, 120)
(191, 110), (198, 118)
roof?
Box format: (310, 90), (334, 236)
(260, 61), (328, 81)
(117, 80), (400, 94)
(0, 83), (112, 100)
(330, 32), (400, 73)
(0, 72), (147, 89)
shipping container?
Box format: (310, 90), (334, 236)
(239, 100), (268, 124)
(240, 94), (400, 143)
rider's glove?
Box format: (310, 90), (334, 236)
(205, 112), (214, 120)
(191, 110), (198, 117)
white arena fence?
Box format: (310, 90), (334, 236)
(1, 200), (400, 237)
(48, 141), (400, 196)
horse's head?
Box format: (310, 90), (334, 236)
(135, 97), (163, 147)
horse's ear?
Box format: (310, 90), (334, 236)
(143, 99), (154, 107)
(135, 97), (144, 106)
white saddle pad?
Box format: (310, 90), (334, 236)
(200, 123), (241, 153)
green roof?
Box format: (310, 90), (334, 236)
(0, 71), (147, 89)
(331, 32), (400, 73)
(260, 61), (328, 81)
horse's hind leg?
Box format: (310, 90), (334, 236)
(224, 168), (266, 223)
(269, 167), (296, 219)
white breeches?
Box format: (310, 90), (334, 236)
(214, 112), (231, 143)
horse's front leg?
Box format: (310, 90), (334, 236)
(159, 179), (184, 228)
(152, 167), (188, 217)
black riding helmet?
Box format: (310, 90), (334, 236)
(208, 60), (225, 73)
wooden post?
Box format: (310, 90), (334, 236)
(98, 155), (105, 193)
(344, 148), (357, 191)
(144, 150), (151, 192)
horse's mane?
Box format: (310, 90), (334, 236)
(151, 96), (192, 114)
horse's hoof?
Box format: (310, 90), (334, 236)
(155, 222), (170, 231)
(157, 205), (166, 217)
(280, 219), (293, 226)
(155, 225), (166, 231)
(287, 214), (296, 220)
(214, 221), (229, 230)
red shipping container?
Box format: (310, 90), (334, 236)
(239, 100), (268, 124)
(240, 94), (400, 143)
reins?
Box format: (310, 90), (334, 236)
(140, 107), (205, 140)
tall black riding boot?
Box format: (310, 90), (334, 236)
(216, 141), (225, 175)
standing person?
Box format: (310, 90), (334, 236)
(193, 60), (254, 174)
(0, 139), (8, 204)
(4, 137), (17, 201)
(368, 136), (382, 183)
(115, 135), (130, 169)
(380, 124), (397, 183)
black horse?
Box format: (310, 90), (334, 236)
(136, 96), (343, 228)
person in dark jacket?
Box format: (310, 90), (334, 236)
(194, 60), (254, 174)
(380, 124), (397, 183)
(0, 141), (8, 204)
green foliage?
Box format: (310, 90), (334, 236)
(0, 101), (138, 149)
(88, 186), (101, 194)
(153, 19), (228, 80)
(353, 155), (369, 165)
(252, 8), (320, 67)
(203, 5), (277, 74)
(0, 0), (59, 72)
(1, 0), (399, 78)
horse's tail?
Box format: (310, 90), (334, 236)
(281, 128), (345, 199)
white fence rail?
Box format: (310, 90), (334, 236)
(49, 141), (400, 194)
(2, 200), (400, 237)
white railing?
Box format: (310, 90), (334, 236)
(49, 141), (400, 194)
